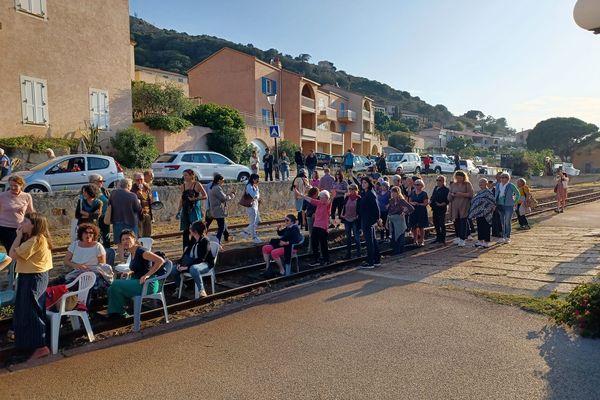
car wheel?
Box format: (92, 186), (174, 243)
(434, 167), (441, 174)
(25, 184), (48, 194)
(238, 172), (250, 183)
(415, 166), (421, 174)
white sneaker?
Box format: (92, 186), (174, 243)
(505, 238), (511, 244)
(198, 289), (208, 298)
(496, 238), (505, 244)
(253, 237), (263, 244)
(457, 239), (466, 247)
(474, 240), (482, 247)
(480, 242), (490, 248)
(453, 238), (461, 244)
(240, 230), (250, 238)
(467, 235), (473, 241)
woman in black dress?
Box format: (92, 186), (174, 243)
(408, 179), (429, 246)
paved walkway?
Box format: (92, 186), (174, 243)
(368, 201), (600, 295)
(2, 275), (600, 399)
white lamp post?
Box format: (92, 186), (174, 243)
(574, 0), (600, 34)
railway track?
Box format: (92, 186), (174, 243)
(1, 188), (600, 361)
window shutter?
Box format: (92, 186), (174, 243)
(40, 0), (47, 16)
(102, 92), (109, 130)
(272, 80), (277, 95)
(261, 77), (267, 94)
(90, 91), (98, 128)
(21, 79), (34, 123)
(38, 81), (48, 124)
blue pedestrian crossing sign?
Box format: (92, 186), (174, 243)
(269, 125), (281, 138)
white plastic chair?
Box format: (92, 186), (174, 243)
(139, 237), (154, 250)
(114, 253), (132, 275)
(0, 261), (17, 306)
(286, 236), (305, 275)
(132, 260), (173, 332)
(177, 240), (220, 299)
(47, 272), (96, 354)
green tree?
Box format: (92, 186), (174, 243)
(277, 139), (299, 163)
(446, 137), (474, 155)
(132, 81), (195, 119)
(186, 103), (248, 163)
(111, 127), (159, 168)
(527, 117), (599, 160)
(446, 121), (465, 131)
(462, 110), (484, 120)
(385, 120), (410, 133)
(388, 132), (415, 152)
(375, 110), (389, 131)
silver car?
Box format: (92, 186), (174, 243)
(0, 154), (125, 193)
(152, 151), (251, 183)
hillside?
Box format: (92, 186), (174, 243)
(130, 16), (454, 124)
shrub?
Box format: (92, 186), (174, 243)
(144, 115), (192, 133)
(0, 136), (78, 154)
(132, 81), (195, 119)
(388, 132), (415, 152)
(206, 126), (248, 164)
(111, 127), (159, 168)
(553, 283), (600, 337)
(277, 139), (299, 163)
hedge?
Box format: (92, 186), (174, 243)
(144, 115), (192, 133)
(0, 136), (79, 154)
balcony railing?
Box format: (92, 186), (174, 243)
(301, 96), (315, 110)
(301, 128), (316, 138)
(318, 106), (337, 121)
(351, 132), (362, 142)
(363, 132), (373, 141)
(338, 110), (356, 122)
(362, 109), (371, 121)
(331, 133), (344, 143)
(239, 111), (285, 130)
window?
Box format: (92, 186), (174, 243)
(47, 157), (85, 174)
(182, 153), (210, 163)
(261, 109), (277, 124)
(88, 157), (109, 171)
(15, 0), (47, 18)
(209, 153), (230, 165)
(20, 75), (48, 125)
(89, 89), (109, 130)
(261, 77), (277, 95)
(155, 154), (177, 163)
(339, 124), (346, 133)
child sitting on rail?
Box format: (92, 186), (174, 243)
(295, 188), (335, 267)
(261, 214), (303, 277)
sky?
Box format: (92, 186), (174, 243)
(129, 0), (600, 131)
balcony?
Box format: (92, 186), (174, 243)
(318, 106), (337, 121)
(338, 110), (356, 122)
(331, 132), (344, 144)
(351, 132), (362, 142)
(362, 109), (371, 121)
(301, 127), (316, 139)
(301, 96), (315, 111)
(240, 111), (285, 130)
(363, 132), (373, 141)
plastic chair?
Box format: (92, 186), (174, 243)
(177, 240), (219, 299)
(132, 260), (173, 332)
(0, 261), (17, 306)
(287, 236), (305, 275)
(114, 253), (132, 275)
(47, 272), (96, 354)
(138, 237), (154, 250)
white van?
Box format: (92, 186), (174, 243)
(386, 153), (422, 174)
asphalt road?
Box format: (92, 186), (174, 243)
(2, 271), (600, 400)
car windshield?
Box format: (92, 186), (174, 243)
(30, 158), (63, 171)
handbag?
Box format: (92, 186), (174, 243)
(103, 204), (112, 225)
(239, 185), (254, 208)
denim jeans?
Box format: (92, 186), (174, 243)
(344, 220), (361, 255)
(362, 223), (380, 265)
(280, 166), (289, 180)
(499, 205), (514, 239)
(170, 262), (211, 293)
(390, 228), (405, 255)
(246, 206), (260, 239)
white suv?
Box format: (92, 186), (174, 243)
(430, 155), (456, 174)
(152, 151), (251, 183)
(386, 152), (422, 174)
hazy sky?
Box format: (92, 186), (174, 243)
(129, 0), (600, 130)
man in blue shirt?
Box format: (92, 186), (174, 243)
(343, 148), (355, 174)
(0, 148), (11, 180)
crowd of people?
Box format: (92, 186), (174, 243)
(0, 157), (570, 361)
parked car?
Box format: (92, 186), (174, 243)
(315, 152), (332, 168)
(386, 152), (422, 174)
(0, 154), (124, 193)
(459, 159), (479, 174)
(553, 162), (580, 176)
(330, 155), (344, 168)
(151, 151), (251, 183)
(430, 155), (456, 174)
(352, 155), (371, 172)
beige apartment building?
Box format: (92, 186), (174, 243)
(188, 47), (382, 158)
(134, 65), (189, 97)
(0, 0), (132, 139)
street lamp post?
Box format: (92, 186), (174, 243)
(266, 94), (280, 180)
(574, 0), (600, 34)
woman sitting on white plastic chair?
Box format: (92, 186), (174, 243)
(107, 230), (164, 318)
(260, 214), (303, 278)
(169, 221), (213, 298)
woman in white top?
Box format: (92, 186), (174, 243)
(62, 223), (113, 294)
(250, 150), (260, 175)
(241, 173), (262, 244)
